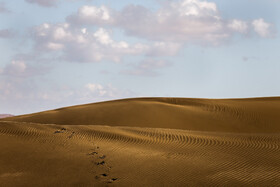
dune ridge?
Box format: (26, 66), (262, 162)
(3, 97), (280, 133)
(1, 97), (280, 186)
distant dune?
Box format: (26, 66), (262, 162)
(0, 114), (13, 119)
(1, 97), (280, 186)
(4, 97), (280, 133)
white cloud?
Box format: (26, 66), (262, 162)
(47, 42), (64, 50)
(67, 5), (114, 25)
(81, 28), (87, 34)
(53, 27), (70, 40)
(116, 1), (240, 44)
(85, 83), (107, 96)
(32, 24), (147, 62)
(27, 0), (274, 66)
(170, 0), (217, 17)
(79, 5), (110, 20)
(252, 19), (273, 38)
(228, 19), (248, 34)
(93, 28), (113, 45)
(31, 23), (180, 63)
(68, 0), (275, 45)
(82, 83), (134, 99)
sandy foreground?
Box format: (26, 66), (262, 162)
(1, 97), (280, 186)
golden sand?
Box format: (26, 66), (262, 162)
(1, 97), (280, 186)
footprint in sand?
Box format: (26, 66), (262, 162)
(97, 161), (105, 165)
(88, 151), (98, 156)
(54, 128), (67, 134)
(89, 146), (118, 184)
(107, 178), (118, 184)
(68, 132), (75, 138)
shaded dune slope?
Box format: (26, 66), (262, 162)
(3, 97), (280, 133)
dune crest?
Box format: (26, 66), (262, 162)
(3, 97), (280, 133)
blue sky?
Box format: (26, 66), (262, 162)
(0, 0), (279, 115)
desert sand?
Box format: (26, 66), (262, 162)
(1, 97), (280, 186)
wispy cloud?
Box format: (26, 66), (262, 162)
(0, 29), (14, 38)
(121, 59), (172, 77)
(0, 60), (50, 78)
(25, 0), (59, 7)
(0, 2), (9, 13)
(25, 0), (93, 7)
(0, 80), (135, 114)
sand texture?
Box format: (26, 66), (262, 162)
(1, 97), (280, 186)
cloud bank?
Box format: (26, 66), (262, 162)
(27, 0), (275, 65)
(31, 23), (181, 63)
(67, 0), (276, 45)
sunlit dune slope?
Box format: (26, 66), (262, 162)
(3, 97), (280, 133)
(1, 121), (280, 186)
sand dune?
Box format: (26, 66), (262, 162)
(4, 97), (280, 133)
(1, 97), (280, 186)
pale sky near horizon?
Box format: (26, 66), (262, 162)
(0, 0), (280, 115)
